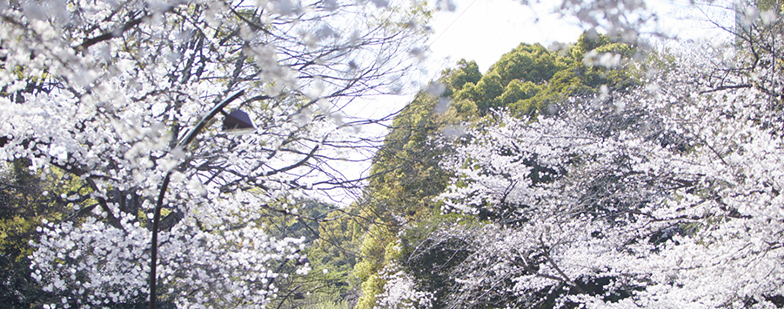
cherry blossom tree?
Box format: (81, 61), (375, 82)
(0, 0), (428, 307)
(399, 30), (784, 307)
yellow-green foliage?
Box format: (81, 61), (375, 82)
(0, 160), (95, 306)
(253, 199), (368, 309)
(442, 59), (482, 93)
(309, 296), (354, 309)
(352, 225), (398, 309)
(350, 84), (476, 308)
(0, 160), (91, 262)
(355, 273), (385, 309)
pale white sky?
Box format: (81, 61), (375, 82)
(425, 0), (735, 74)
(426, 0), (584, 74)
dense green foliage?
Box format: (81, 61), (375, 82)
(450, 34), (637, 117)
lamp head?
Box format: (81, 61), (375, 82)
(222, 109), (255, 135)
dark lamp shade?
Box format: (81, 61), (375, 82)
(222, 110), (255, 134)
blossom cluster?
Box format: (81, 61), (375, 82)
(431, 47), (784, 307)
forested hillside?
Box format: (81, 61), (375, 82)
(322, 33), (642, 308)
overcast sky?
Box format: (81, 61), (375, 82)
(426, 0), (584, 74)
(425, 0), (735, 73)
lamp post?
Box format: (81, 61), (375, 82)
(148, 90), (252, 309)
